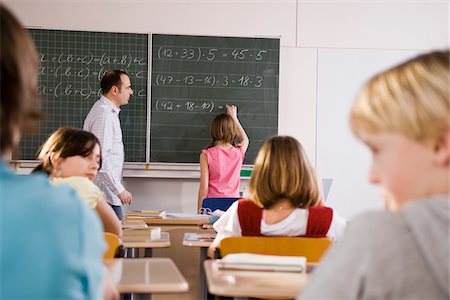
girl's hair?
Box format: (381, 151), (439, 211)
(350, 49), (449, 142)
(207, 113), (238, 148)
(34, 127), (102, 175)
(248, 135), (320, 209)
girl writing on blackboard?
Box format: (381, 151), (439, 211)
(198, 105), (249, 209)
(34, 127), (122, 237)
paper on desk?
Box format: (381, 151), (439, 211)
(127, 210), (166, 218)
(218, 253), (306, 273)
(185, 233), (216, 242)
(165, 213), (208, 219)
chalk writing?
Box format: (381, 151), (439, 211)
(154, 99), (215, 113)
(15, 29), (149, 162)
(154, 73), (264, 88)
(36, 51), (147, 101)
(156, 46), (272, 62)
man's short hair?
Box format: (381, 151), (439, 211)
(100, 70), (128, 95)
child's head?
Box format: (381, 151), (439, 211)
(36, 127), (102, 180)
(209, 113), (238, 146)
(350, 50), (449, 210)
(0, 4), (41, 155)
(351, 50), (449, 142)
(248, 135), (320, 209)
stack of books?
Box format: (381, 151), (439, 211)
(122, 226), (161, 240)
(122, 220), (148, 229)
(218, 253), (307, 273)
(126, 210), (166, 220)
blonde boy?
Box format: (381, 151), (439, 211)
(300, 50), (449, 299)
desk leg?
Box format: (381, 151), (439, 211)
(121, 293), (151, 300)
(144, 248), (153, 257)
(125, 248), (152, 258)
(125, 247), (139, 258)
(199, 247), (208, 299)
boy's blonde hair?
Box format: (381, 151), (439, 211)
(350, 50), (449, 141)
(248, 135), (320, 209)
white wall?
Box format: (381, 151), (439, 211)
(5, 0), (449, 218)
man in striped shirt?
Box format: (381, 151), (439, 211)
(84, 70), (133, 220)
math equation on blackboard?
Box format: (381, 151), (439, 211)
(36, 52), (147, 100)
(156, 46), (270, 62)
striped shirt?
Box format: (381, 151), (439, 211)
(83, 95), (124, 206)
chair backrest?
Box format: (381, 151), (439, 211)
(103, 232), (121, 259)
(219, 236), (333, 263)
(201, 197), (240, 212)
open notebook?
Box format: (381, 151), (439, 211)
(218, 253), (307, 273)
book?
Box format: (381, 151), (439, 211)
(165, 213), (209, 219)
(126, 210), (166, 219)
(218, 253), (306, 273)
(185, 233), (216, 242)
(122, 220), (148, 229)
(122, 226), (161, 240)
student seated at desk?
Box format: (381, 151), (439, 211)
(209, 136), (347, 257)
(34, 127), (122, 237)
(0, 4), (117, 299)
(299, 50), (449, 299)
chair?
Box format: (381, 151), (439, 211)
(201, 197), (240, 212)
(218, 236), (333, 263)
(103, 232), (121, 259)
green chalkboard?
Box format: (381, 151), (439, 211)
(150, 34), (279, 164)
(15, 29), (148, 162)
(13, 31), (279, 167)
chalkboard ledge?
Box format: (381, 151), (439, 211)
(11, 161), (253, 179)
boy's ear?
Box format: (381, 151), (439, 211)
(433, 127), (450, 165)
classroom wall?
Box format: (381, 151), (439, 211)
(6, 0), (449, 218)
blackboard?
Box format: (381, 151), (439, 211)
(150, 34), (279, 164)
(15, 29), (148, 162)
(14, 30), (279, 166)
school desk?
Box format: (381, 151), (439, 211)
(138, 216), (210, 226)
(123, 231), (171, 258)
(182, 232), (216, 299)
(125, 211), (213, 299)
(204, 259), (309, 299)
(105, 258), (188, 299)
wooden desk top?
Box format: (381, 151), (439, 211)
(142, 217), (210, 226)
(183, 232), (215, 247)
(105, 258), (189, 294)
(204, 259), (308, 299)
(126, 212), (210, 226)
(122, 231), (171, 248)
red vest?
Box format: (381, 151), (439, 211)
(237, 199), (333, 237)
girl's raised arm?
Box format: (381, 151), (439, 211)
(227, 105), (249, 153)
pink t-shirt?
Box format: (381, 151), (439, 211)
(202, 145), (245, 198)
